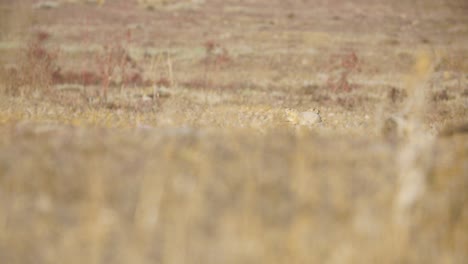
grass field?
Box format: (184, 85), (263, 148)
(0, 0), (467, 263)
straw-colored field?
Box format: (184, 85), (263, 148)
(0, 0), (467, 263)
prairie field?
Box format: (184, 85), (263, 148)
(0, 0), (467, 263)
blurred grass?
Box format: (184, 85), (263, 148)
(0, 119), (466, 263)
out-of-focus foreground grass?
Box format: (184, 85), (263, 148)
(0, 116), (466, 264)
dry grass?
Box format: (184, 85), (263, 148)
(0, 118), (466, 264)
(0, 0), (467, 263)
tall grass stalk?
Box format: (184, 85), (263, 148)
(393, 49), (437, 230)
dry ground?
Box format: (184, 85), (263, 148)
(0, 0), (467, 263)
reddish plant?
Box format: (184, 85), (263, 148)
(52, 70), (101, 86)
(155, 77), (170, 87)
(96, 45), (129, 100)
(203, 40), (231, 66)
(128, 72), (144, 86)
(97, 44), (115, 101)
(204, 40), (216, 53)
(3, 31), (60, 96)
(96, 30), (142, 101)
(182, 78), (212, 90)
(36, 31), (50, 42)
(202, 40), (232, 88)
(326, 51), (361, 92)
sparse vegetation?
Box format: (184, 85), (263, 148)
(1, 31), (59, 96)
(326, 51), (361, 92)
(0, 1), (467, 264)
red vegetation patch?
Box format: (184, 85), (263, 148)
(326, 51), (362, 92)
(52, 70), (101, 86)
(202, 40), (232, 67)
